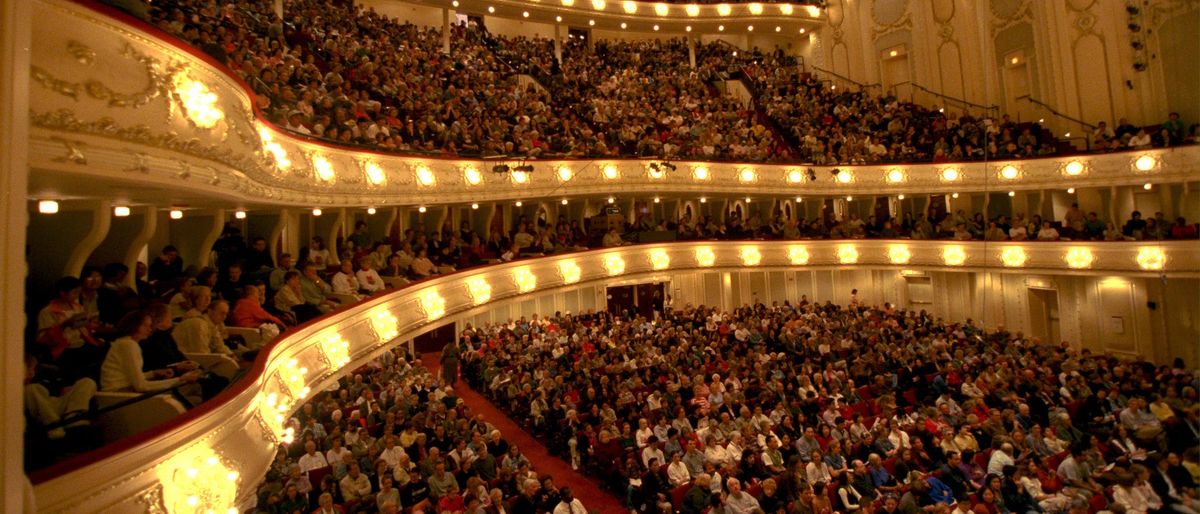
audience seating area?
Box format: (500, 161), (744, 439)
(134, 0), (1198, 163)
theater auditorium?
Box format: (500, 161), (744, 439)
(4, 0), (1199, 512)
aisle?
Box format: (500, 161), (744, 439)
(420, 353), (625, 513)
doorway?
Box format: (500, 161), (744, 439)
(1027, 288), (1061, 345)
(413, 322), (457, 355)
(606, 282), (665, 319)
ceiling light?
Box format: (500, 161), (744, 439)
(452, 0), (459, 6)
(488, 6), (495, 13)
(775, 26), (781, 32)
(620, 22), (627, 29)
(845, 196), (853, 202)
(366, 208), (376, 215)
(1064, 160), (1085, 176)
(556, 15), (563, 22)
(114, 205), (132, 217)
(795, 197), (802, 202)
(951, 193), (959, 199)
(718, 25), (725, 31)
(418, 206), (428, 213)
(514, 201), (522, 207)
(653, 197), (660, 203)
(471, 203), (479, 210)
(234, 210), (246, 219)
(169, 209), (183, 219)
(747, 25), (754, 31)
(589, 19), (595, 25)
(312, 208), (322, 216)
(522, 11), (529, 17)
(561, 199), (569, 205)
(890, 50), (898, 57)
(1143, 183), (1152, 190)
(1067, 188), (1075, 194)
(607, 197), (615, 204)
(744, 197), (751, 203)
(685, 25), (692, 31)
(699, 197), (707, 203)
(653, 25), (660, 31)
(799, 28), (806, 34)
(37, 200), (59, 214)
(897, 194), (905, 200)
(1135, 155), (1156, 171)
(1008, 191), (1016, 197)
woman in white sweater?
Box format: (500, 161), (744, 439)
(101, 310), (200, 393)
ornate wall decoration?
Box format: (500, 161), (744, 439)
(31, 42), (174, 109)
(990, 0), (1033, 34)
(870, 0), (913, 38)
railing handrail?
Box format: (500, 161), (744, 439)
(1016, 95), (1098, 131)
(808, 65), (882, 92)
(892, 81), (1000, 115)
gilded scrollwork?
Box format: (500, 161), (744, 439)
(30, 43), (175, 109)
(49, 136), (87, 165)
(139, 483), (168, 514)
(66, 40), (96, 65)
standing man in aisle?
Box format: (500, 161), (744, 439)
(440, 340), (460, 386)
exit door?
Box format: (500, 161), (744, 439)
(1027, 288), (1061, 345)
(606, 282), (665, 319)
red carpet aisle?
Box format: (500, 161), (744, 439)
(420, 353), (625, 513)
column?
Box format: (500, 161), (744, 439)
(442, 8), (452, 55)
(268, 209), (288, 265)
(554, 24), (563, 65)
(688, 36), (696, 69)
(327, 208), (346, 266)
(195, 209), (226, 268)
(124, 206), (158, 288)
(64, 200), (112, 277)
(0, 0), (29, 509)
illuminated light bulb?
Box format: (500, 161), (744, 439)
(227, 471), (239, 481)
(692, 166), (710, 180)
(263, 140), (290, 170)
(845, 196), (853, 202)
(558, 261), (582, 284)
(941, 168), (960, 181)
(799, 28), (806, 34)
(695, 247), (716, 267)
(562, 199), (569, 205)
(560, 0), (572, 5)
(187, 496), (199, 507)
(170, 210), (183, 220)
(463, 167), (483, 185)
(890, 50), (898, 57)
(364, 161), (386, 186)
(653, 197), (661, 203)
(951, 193), (959, 199)
(511, 170), (530, 184)
(717, 3), (731, 15)
(514, 201), (523, 207)
(699, 197), (707, 203)
(372, 309), (400, 340)
(1143, 183), (1152, 190)
(1000, 165), (1019, 180)
(776, 26), (782, 32)
(556, 165), (573, 181)
(418, 206), (427, 213)
(589, 19), (595, 25)
(686, 4), (699, 16)
(415, 164), (436, 186)
(747, 25), (754, 31)
(418, 289), (447, 321)
(1064, 160), (1084, 176)
(647, 164), (665, 179)
(522, 11), (529, 17)
(623, 0), (637, 13)
(942, 246), (967, 266)
(655, 3), (669, 16)
(513, 267), (537, 292)
(1135, 247), (1166, 270)
(601, 164), (619, 179)
(556, 15), (563, 22)
(466, 276), (492, 304)
(788, 246), (810, 265)
(805, 4), (820, 16)
(795, 197), (803, 202)
(186, 467), (199, 478)
(1065, 132), (1071, 137)
(744, 197), (752, 203)
(487, 6), (495, 12)
(653, 25), (660, 31)
(718, 25), (725, 31)
(604, 254), (626, 275)
(739, 168), (757, 182)
(620, 22), (627, 29)
(452, 0), (459, 5)
(1064, 248), (1095, 269)
(686, 25), (692, 32)
(748, 2), (763, 14)
(113, 205), (131, 217)
(171, 73), (224, 128)
(888, 245), (912, 265)
(1008, 191), (1015, 197)
(234, 210), (246, 219)
(1067, 188), (1075, 194)
(837, 245), (859, 264)
(836, 170), (853, 183)
(607, 197), (615, 204)
(592, 0), (605, 10)
(471, 203), (479, 209)
(649, 249), (670, 270)
(37, 200), (59, 214)
(312, 155), (336, 183)
(739, 247), (762, 266)
(1000, 247), (1027, 267)
(779, 3), (793, 14)
(787, 169), (804, 183)
(311, 208), (322, 216)
(897, 194), (905, 200)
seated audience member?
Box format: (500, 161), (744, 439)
(409, 249), (438, 278)
(101, 310), (201, 394)
(24, 354), (96, 440)
(214, 264), (245, 302)
(142, 302), (235, 390)
(148, 245), (183, 286)
(274, 270), (320, 323)
(378, 253), (408, 279)
(356, 257), (386, 293)
(167, 278), (196, 321)
(268, 253), (295, 293)
(173, 299), (238, 358)
(230, 283), (286, 331)
(36, 276), (105, 375)
(330, 259), (363, 296)
(299, 263), (340, 313)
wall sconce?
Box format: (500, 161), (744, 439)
(788, 246), (810, 265)
(1000, 247), (1027, 267)
(649, 249), (670, 270)
(693, 166), (710, 180)
(837, 245), (859, 264)
(418, 290), (446, 321)
(602, 164), (619, 180)
(558, 261), (581, 284)
(465, 276), (492, 304)
(888, 245), (912, 264)
(604, 254), (626, 275)
(321, 335), (351, 369)
(786, 169), (804, 183)
(415, 164), (436, 186)
(162, 447), (239, 514)
(312, 155), (335, 183)
(279, 358), (310, 400)
(695, 247), (716, 267)
(371, 310), (399, 342)
(739, 247), (762, 266)
(940, 168), (960, 181)
(171, 72), (224, 128)
(1135, 247), (1166, 270)
(886, 169), (905, 183)
(999, 165), (1019, 180)
(1064, 248), (1095, 269)
(364, 161), (386, 186)
(463, 167), (483, 186)
(1134, 155), (1156, 172)
(942, 246), (967, 266)
(739, 168), (757, 182)
(513, 267), (537, 292)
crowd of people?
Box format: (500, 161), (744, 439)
(249, 352), (599, 514)
(457, 300), (1199, 514)
(135, 0), (1197, 165)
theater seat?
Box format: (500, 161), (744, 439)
(226, 326), (265, 349)
(382, 276), (408, 289)
(184, 352), (240, 379)
(94, 391), (187, 444)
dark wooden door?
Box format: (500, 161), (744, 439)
(414, 322), (457, 355)
(606, 285), (636, 318)
(634, 283), (664, 319)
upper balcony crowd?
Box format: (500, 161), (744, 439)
(125, 0), (1200, 165)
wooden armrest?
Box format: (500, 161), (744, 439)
(382, 276), (408, 289)
(226, 326), (265, 348)
(183, 353), (239, 379)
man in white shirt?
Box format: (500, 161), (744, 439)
(552, 487), (587, 514)
(667, 453), (691, 486)
(723, 477), (762, 514)
(635, 418), (654, 449)
(379, 435), (407, 470)
(355, 258), (386, 293)
(642, 436), (666, 469)
(298, 440), (330, 473)
(339, 461), (372, 502)
(987, 442), (1015, 477)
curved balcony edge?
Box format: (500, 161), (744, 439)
(27, 0), (1200, 209)
(29, 239), (1197, 512)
